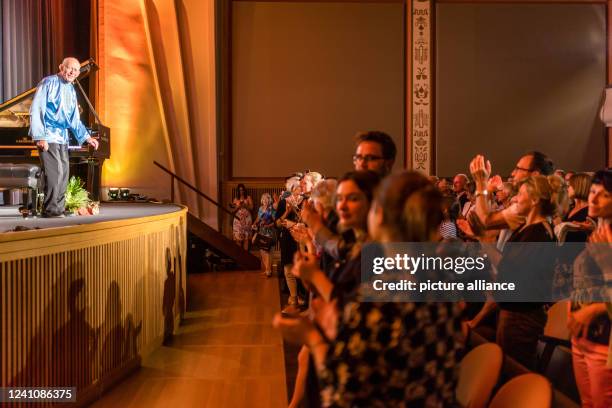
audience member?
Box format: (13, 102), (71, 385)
(253, 193), (276, 277)
(569, 169), (612, 408)
(274, 172), (464, 407)
(469, 175), (560, 368)
(230, 184), (253, 250)
(276, 176), (305, 315)
(454, 173), (470, 209)
(352, 131), (396, 177)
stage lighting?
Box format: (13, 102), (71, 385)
(108, 187), (119, 200)
(120, 188), (130, 200)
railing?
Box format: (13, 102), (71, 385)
(153, 161), (237, 220)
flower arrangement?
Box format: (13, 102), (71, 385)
(64, 176), (100, 215)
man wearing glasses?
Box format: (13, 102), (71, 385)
(351, 131), (396, 177)
(469, 151), (555, 230)
(302, 131), (396, 258)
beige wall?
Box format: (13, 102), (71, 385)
(176, 0), (218, 227)
(101, 0), (217, 226)
(101, 0), (170, 199)
(435, 3), (606, 176)
(231, 1), (405, 178)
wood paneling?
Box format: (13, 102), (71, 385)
(0, 208), (187, 407)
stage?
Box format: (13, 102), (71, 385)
(1, 201), (187, 407)
(0, 202), (183, 232)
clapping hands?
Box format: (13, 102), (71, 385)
(469, 155), (492, 185)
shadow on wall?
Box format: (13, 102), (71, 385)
(99, 281), (143, 377)
(9, 259), (142, 391)
(163, 228), (187, 345)
(163, 248), (176, 345)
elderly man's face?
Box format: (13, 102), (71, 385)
(59, 58), (80, 83)
(453, 175), (466, 193)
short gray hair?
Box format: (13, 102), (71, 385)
(286, 176), (301, 192)
(311, 179), (337, 211)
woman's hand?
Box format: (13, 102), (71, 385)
(292, 250), (320, 283)
(488, 174), (503, 193)
(301, 201), (323, 229)
(457, 219), (477, 239)
(587, 225), (612, 274)
(290, 223), (311, 243)
(469, 154), (491, 187)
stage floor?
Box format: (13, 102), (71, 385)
(0, 202), (183, 232)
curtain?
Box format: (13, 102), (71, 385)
(0, 0), (91, 103)
(0, 0), (44, 102)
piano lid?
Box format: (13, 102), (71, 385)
(0, 58), (100, 128)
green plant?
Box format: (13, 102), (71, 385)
(65, 176), (91, 212)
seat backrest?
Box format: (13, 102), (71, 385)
(489, 373), (552, 408)
(456, 343), (503, 408)
(544, 301), (570, 340)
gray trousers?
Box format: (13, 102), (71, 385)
(39, 143), (69, 216)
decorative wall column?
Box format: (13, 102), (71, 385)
(409, 0), (433, 174)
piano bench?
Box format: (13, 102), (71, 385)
(0, 164), (41, 215)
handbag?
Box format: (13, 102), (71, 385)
(252, 232), (273, 250)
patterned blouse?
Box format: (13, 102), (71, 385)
(571, 248), (610, 344)
(318, 301), (464, 407)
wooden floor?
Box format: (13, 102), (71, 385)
(92, 271), (288, 408)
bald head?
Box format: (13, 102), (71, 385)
(58, 57), (81, 83)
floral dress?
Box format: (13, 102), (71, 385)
(318, 301), (464, 407)
(257, 206), (276, 240)
(232, 198), (252, 241)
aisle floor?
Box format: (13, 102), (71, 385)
(92, 271), (287, 408)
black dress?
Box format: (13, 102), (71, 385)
(275, 197), (300, 267)
(495, 222), (554, 368)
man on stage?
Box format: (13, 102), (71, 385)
(29, 57), (99, 217)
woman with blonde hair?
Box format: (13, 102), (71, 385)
(562, 173), (594, 242)
(253, 193), (275, 277)
(553, 173), (594, 297)
(468, 174), (561, 368)
(547, 174), (569, 224)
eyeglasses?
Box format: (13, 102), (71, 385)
(352, 154), (384, 164)
(513, 165), (532, 173)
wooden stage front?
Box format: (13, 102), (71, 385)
(0, 203), (187, 406)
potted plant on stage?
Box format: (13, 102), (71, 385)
(65, 176), (100, 215)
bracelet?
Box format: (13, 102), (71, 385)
(475, 190), (488, 198)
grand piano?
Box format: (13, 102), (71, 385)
(0, 58), (110, 201)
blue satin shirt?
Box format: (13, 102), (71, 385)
(29, 74), (89, 145)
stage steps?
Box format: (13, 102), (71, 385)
(187, 212), (260, 270)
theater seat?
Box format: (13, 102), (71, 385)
(489, 373), (552, 408)
(538, 301), (571, 372)
(456, 343), (503, 408)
